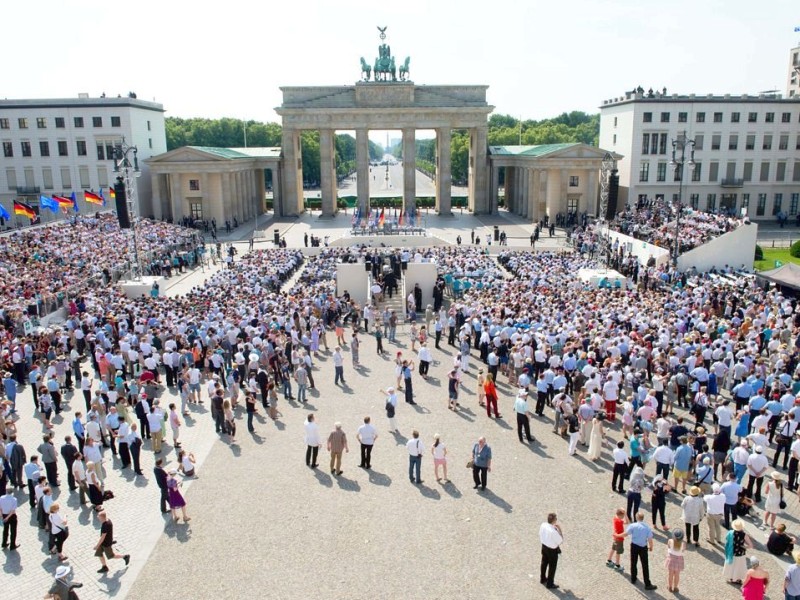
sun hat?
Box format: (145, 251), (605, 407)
(689, 486), (701, 497)
(732, 519), (744, 531)
(672, 529), (684, 541)
(55, 565), (71, 579)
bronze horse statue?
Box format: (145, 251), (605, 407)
(360, 57), (371, 81)
(399, 57), (410, 81)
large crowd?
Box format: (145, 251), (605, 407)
(608, 200), (744, 255)
(3, 229), (800, 598)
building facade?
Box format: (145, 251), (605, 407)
(789, 45), (800, 99)
(599, 90), (800, 219)
(0, 96), (166, 223)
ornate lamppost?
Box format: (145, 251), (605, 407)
(669, 131), (695, 267)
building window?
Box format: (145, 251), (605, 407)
(189, 179), (201, 191)
(36, 117), (46, 129)
(92, 116), (102, 127)
(763, 135), (772, 150)
(613, 117), (617, 127)
(568, 176), (579, 187)
(795, 162), (800, 182)
(613, 134), (616, 145)
(760, 161), (770, 182)
(711, 135), (721, 150)
(111, 116), (121, 127)
(696, 112), (705, 123)
(757, 193), (767, 216)
(659, 133), (667, 155)
(6, 168), (17, 191)
(743, 162), (753, 181)
(713, 112), (723, 123)
(673, 164), (683, 182)
(641, 133), (650, 155)
(678, 112), (688, 123)
(97, 167), (108, 188)
(748, 112), (758, 123)
(773, 193), (783, 215)
(728, 134), (738, 150)
(796, 135), (800, 150)
(643, 112), (652, 123)
(791, 193), (799, 216)
(76, 140), (86, 156)
(660, 112), (670, 123)
(0, 118), (8, 129)
(190, 202), (202, 219)
(779, 135), (789, 150)
(783, 112), (792, 123)
(147, 120), (151, 131)
(20, 141), (31, 157)
(746, 134), (755, 150)
(742, 193), (750, 214)
(106, 143), (114, 161)
(18, 118), (28, 129)
(2, 141), (12, 157)
(694, 134), (704, 150)
(79, 166), (90, 189)
(777, 162), (787, 181)
(55, 117), (65, 129)
(707, 194), (716, 212)
(639, 162), (650, 182)
(650, 134), (658, 155)
(765, 112), (774, 123)
(731, 112), (740, 123)
(656, 162), (667, 182)
(39, 141), (49, 157)
(709, 162), (719, 182)
(692, 162), (702, 182)
(96, 144), (105, 160)
(689, 194), (699, 209)
(60, 167), (71, 189)
(57, 141), (68, 157)
(74, 117), (83, 128)
(42, 167), (53, 190)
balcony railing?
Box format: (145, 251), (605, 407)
(720, 179), (744, 188)
(16, 186), (40, 195)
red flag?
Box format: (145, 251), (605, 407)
(378, 208), (385, 227)
(397, 205), (404, 226)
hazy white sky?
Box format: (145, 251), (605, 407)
(5, 0), (798, 128)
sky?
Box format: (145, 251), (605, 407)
(4, 0), (798, 136)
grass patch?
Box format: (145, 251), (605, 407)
(754, 247), (800, 271)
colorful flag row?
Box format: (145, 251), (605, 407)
(0, 187), (115, 221)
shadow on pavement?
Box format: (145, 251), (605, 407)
(313, 470), (333, 488)
(481, 489), (513, 513)
(367, 469), (392, 487)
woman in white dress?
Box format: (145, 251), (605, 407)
(587, 414), (605, 461)
(762, 472), (784, 529)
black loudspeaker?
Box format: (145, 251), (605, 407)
(606, 171), (619, 220)
(273, 229), (280, 245)
(114, 180), (131, 229)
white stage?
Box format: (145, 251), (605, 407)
(120, 276), (166, 299)
(577, 268), (628, 289)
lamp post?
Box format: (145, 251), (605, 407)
(112, 138), (141, 280)
(668, 131), (695, 267)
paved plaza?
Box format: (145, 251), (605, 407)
(5, 214), (798, 600)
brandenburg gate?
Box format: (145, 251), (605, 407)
(275, 29), (494, 217)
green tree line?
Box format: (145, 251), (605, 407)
(166, 111), (598, 187)
(166, 117), (382, 185)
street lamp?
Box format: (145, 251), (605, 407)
(668, 131), (696, 267)
(112, 138), (142, 280)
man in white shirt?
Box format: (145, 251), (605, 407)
(714, 401), (734, 437)
(356, 416), (378, 469)
(0, 489), (19, 550)
(612, 441), (629, 493)
(703, 483), (726, 545)
(406, 429), (424, 484)
(147, 401), (165, 454)
(83, 438), (104, 485)
(789, 432), (800, 492)
(304, 414), (320, 468)
(746, 446), (769, 503)
(652, 441), (674, 480)
(539, 512), (563, 589)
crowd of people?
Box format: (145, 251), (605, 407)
(4, 226), (800, 597)
(608, 200), (744, 255)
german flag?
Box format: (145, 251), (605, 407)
(84, 190), (104, 205)
(53, 195), (73, 208)
(13, 200), (36, 219)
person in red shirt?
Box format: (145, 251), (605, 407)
(606, 507), (626, 571)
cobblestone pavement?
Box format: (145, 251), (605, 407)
(8, 231), (795, 600)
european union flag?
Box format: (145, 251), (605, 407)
(40, 195), (59, 213)
(70, 191), (79, 213)
(796, 26), (800, 32)
(0, 203), (9, 220)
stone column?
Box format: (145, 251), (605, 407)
(522, 168), (530, 219)
(356, 128), (370, 218)
(402, 128), (416, 216)
(545, 168), (561, 221)
(271, 167), (281, 214)
(247, 170), (255, 219)
(586, 168), (598, 216)
(221, 172), (232, 222)
(488, 165), (499, 215)
(150, 173), (164, 220)
(256, 169), (265, 218)
(169, 173), (182, 223)
(515, 167), (523, 215)
(435, 127), (451, 215)
(280, 128), (303, 216)
(529, 170), (540, 223)
(471, 126), (488, 213)
(319, 129), (336, 217)
(200, 172), (210, 221)
(504, 167), (514, 214)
